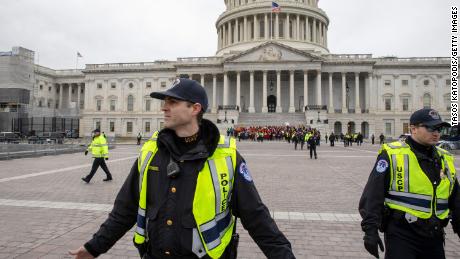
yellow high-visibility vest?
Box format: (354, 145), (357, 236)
(135, 132), (237, 259)
(87, 135), (108, 158)
(382, 141), (457, 219)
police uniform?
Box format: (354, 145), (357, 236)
(81, 79), (295, 259)
(82, 131), (112, 183)
(359, 109), (460, 259)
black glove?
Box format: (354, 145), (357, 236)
(105, 157), (108, 160)
(363, 229), (384, 258)
(84, 150), (88, 156)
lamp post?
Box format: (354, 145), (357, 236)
(317, 111), (321, 123)
(224, 110), (228, 123)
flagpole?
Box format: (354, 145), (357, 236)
(75, 53), (78, 70)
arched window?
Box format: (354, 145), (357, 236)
(127, 95), (134, 111)
(423, 93), (431, 109)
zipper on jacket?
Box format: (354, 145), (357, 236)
(432, 183), (437, 217)
(145, 217), (149, 242)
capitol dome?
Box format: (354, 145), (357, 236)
(216, 0), (329, 56)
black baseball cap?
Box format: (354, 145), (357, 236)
(150, 78), (208, 112)
(93, 128), (101, 133)
(409, 108), (451, 128)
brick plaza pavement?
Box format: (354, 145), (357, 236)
(0, 140), (459, 259)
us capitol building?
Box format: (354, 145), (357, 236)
(0, 0), (451, 138)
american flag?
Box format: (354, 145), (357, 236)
(271, 2), (280, 13)
(77, 52), (83, 58)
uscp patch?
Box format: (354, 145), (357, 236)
(376, 159), (389, 173)
(239, 162), (253, 182)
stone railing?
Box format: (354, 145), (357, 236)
(377, 57), (449, 64)
(85, 61), (174, 70)
(326, 54), (373, 60)
(176, 57), (222, 63)
(35, 65), (83, 77)
(305, 105), (327, 111)
(218, 105), (239, 111)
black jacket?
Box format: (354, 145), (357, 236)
(84, 119), (295, 259)
(359, 136), (460, 236)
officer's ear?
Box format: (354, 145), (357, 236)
(190, 103), (202, 116)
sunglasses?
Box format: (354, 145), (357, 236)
(419, 125), (442, 133)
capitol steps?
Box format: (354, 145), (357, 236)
(236, 112), (307, 127)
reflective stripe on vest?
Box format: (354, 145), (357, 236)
(134, 132), (159, 245)
(89, 135), (109, 158)
(383, 141), (457, 219)
(134, 133), (237, 259)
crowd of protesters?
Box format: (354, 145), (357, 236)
(229, 126), (371, 148)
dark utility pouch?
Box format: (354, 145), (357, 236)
(380, 207), (393, 232)
(222, 232), (239, 259)
(221, 216), (239, 259)
(133, 238), (147, 258)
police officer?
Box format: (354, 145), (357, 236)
(359, 108), (460, 259)
(69, 79), (295, 259)
(81, 129), (112, 183)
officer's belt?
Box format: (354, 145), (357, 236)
(390, 209), (447, 228)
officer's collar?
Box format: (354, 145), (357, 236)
(406, 136), (436, 160)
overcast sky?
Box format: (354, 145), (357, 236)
(0, 0), (456, 69)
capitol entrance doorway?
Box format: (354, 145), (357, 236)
(267, 95), (276, 113)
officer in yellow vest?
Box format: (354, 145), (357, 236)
(359, 108), (460, 259)
(81, 128), (112, 183)
(69, 79), (295, 259)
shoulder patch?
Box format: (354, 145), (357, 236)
(238, 162), (253, 182)
(375, 159), (389, 173)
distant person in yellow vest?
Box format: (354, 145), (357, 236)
(81, 129), (112, 183)
(69, 78), (295, 259)
(359, 108), (460, 259)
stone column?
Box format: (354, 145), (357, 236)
(289, 70), (295, 113)
(303, 71), (308, 110)
(218, 28), (221, 49)
(212, 74), (217, 113)
(228, 22), (232, 45)
(223, 72), (229, 105)
(249, 71), (255, 113)
(285, 13), (290, 39)
(342, 73), (347, 113)
(77, 84), (81, 110)
(276, 70), (282, 113)
(316, 70), (322, 105)
(200, 74), (205, 87)
(312, 19), (317, 43)
(138, 79), (144, 113)
(244, 16), (248, 41)
(328, 72), (334, 113)
(275, 13), (279, 39)
(264, 14), (269, 40)
(355, 72), (361, 114)
(368, 73), (375, 113)
(394, 75), (400, 112)
(68, 84), (72, 108)
(262, 71), (268, 113)
(59, 84), (63, 109)
(254, 15), (258, 40)
(296, 15), (300, 40)
(324, 24), (328, 46)
(306, 17), (310, 42)
(411, 75), (417, 110)
(236, 72), (241, 111)
(222, 26), (225, 46)
(235, 19), (239, 43)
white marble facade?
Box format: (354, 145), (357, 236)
(27, 0), (451, 138)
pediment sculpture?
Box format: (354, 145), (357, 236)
(259, 46), (282, 61)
